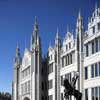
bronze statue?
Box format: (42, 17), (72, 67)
(63, 73), (82, 100)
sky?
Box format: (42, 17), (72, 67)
(0, 0), (99, 93)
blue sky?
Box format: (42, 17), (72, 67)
(0, 0), (99, 93)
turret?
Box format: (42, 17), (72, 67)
(14, 44), (22, 68)
(76, 10), (84, 95)
(13, 44), (22, 100)
(30, 16), (41, 53)
(76, 10), (84, 51)
(55, 28), (61, 48)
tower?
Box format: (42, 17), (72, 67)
(76, 10), (84, 95)
(13, 44), (22, 100)
(55, 28), (61, 100)
(31, 16), (42, 100)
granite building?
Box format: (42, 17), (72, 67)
(12, 3), (100, 100)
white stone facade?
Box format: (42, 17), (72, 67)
(12, 17), (48, 100)
(13, 4), (100, 100)
(48, 4), (100, 100)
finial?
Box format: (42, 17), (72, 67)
(78, 9), (81, 19)
(16, 42), (20, 57)
(57, 27), (59, 33)
(95, 2), (98, 10)
(67, 25), (69, 32)
(35, 16), (38, 25)
(34, 16), (38, 31)
(56, 27), (59, 39)
(16, 42), (19, 49)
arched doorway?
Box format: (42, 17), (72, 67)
(24, 97), (30, 100)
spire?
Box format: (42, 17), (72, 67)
(95, 2), (98, 11)
(14, 43), (21, 66)
(78, 9), (81, 20)
(55, 27), (61, 47)
(34, 16), (38, 32)
(56, 27), (59, 39)
(16, 43), (20, 57)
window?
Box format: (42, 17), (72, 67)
(95, 39), (98, 52)
(61, 76), (63, 86)
(95, 87), (99, 100)
(49, 63), (53, 74)
(65, 56), (67, 66)
(62, 57), (64, 67)
(21, 85), (23, 95)
(48, 80), (53, 89)
(49, 95), (53, 100)
(93, 26), (95, 34)
(85, 67), (88, 79)
(68, 55), (69, 65)
(51, 55), (52, 60)
(42, 82), (44, 90)
(86, 44), (88, 57)
(99, 87), (100, 100)
(85, 89), (88, 100)
(95, 63), (98, 77)
(66, 45), (68, 50)
(91, 64), (94, 78)
(70, 54), (72, 64)
(99, 62), (100, 76)
(92, 88), (94, 100)
(25, 83), (27, 93)
(92, 41), (94, 54)
(28, 81), (30, 92)
(98, 22), (100, 31)
(42, 96), (44, 100)
(69, 43), (71, 49)
(61, 93), (63, 100)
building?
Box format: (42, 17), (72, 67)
(12, 17), (48, 100)
(12, 3), (100, 100)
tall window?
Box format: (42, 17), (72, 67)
(61, 93), (63, 100)
(62, 57), (64, 67)
(92, 41), (94, 54)
(85, 67), (88, 79)
(93, 26), (95, 34)
(69, 42), (71, 49)
(99, 62), (100, 76)
(86, 44), (88, 57)
(65, 56), (67, 66)
(28, 81), (30, 92)
(98, 22), (100, 31)
(85, 89), (88, 100)
(21, 84), (23, 95)
(49, 63), (53, 74)
(25, 83), (27, 93)
(49, 95), (53, 100)
(92, 88), (94, 100)
(91, 64), (94, 78)
(99, 87), (100, 100)
(95, 38), (98, 52)
(70, 54), (72, 64)
(48, 80), (53, 89)
(66, 45), (68, 50)
(95, 63), (98, 77)
(95, 87), (99, 100)
(61, 76), (63, 86)
(68, 55), (69, 65)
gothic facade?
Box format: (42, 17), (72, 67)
(13, 4), (100, 100)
